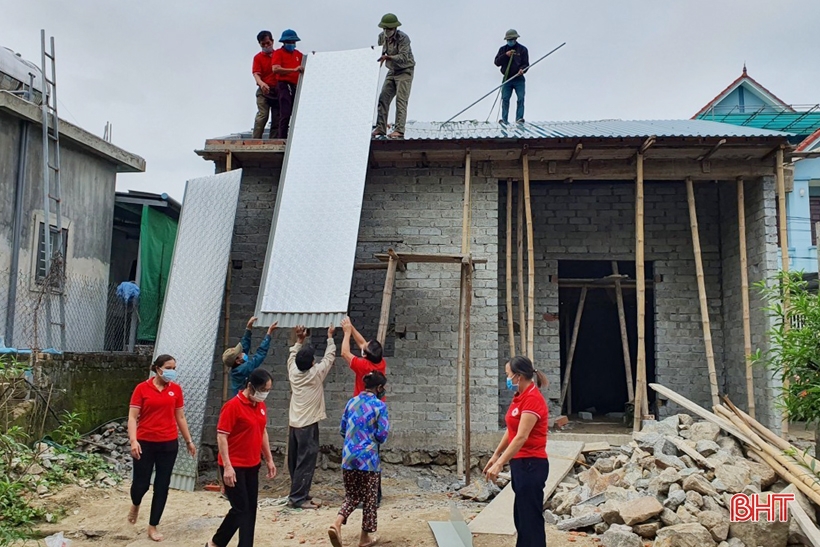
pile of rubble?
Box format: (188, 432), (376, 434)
(546, 415), (817, 547)
(77, 420), (133, 477)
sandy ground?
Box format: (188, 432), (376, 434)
(28, 458), (603, 547)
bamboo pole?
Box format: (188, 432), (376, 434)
(612, 261), (635, 402)
(736, 177), (755, 418)
(464, 259), (473, 485)
(456, 150), (472, 480)
(517, 181), (527, 355)
(523, 150), (535, 361)
(686, 177), (720, 408)
(376, 256), (399, 345)
(776, 147), (790, 437)
(222, 156), (234, 404)
(506, 179), (516, 357)
(559, 286), (587, 408)
(633, 153), (647, 431)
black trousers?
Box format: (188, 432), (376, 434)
(510, 457), (549, 547)
(213, 465), (260, 547)
(287, 423), (319, 506)
(130, 439), (178, 526)
(276, 81), (297, 139)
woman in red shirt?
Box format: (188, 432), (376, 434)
(207, 368), (277, 547)
(484, 356), (549, 547)
(127, 354), (196, 542)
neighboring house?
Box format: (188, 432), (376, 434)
(694, 65), (820, 271)
(107, 191), (180, 350)
(0, 56), (145, 351)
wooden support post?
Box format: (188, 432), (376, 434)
(517, 181), (527, 355)
(559, 286), (587, 409)
(686, 177), (721, 408)
(612, 261), (635, 402)
(376, 256), (399, 346)
(226, 151), (232, 172)
(523, 149), (535, 361)
(776, 147), (790, 437)
(456, 150), (472, 480)
(461, 149), (472, 252)
(506, 179), (516, 357)
(463, 258), (473, 485)
(633, 153), (648, 432)
(737, 177), (755, 418)
(222, 157), (234, 404)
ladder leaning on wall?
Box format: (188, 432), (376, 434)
(38, 29), (66, 351)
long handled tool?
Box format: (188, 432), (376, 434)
(485, 51), (516, 122)
(442, 42), (567, 125)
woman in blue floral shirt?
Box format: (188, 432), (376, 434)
(328, 371), (389, 547)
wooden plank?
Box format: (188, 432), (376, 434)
(374, 253), (487, 264)
(612, 262), (634, 402)
(777, 147), (790, 437)
(664, 435), (715, 470)
(376, 256), (398, 346)
(582, 442), (611, 453)
(559, 286), (588, 408)
(468, 440), (584, 536)
(456, 266), (466, 478)
(506, 179), (516, 358)
(790, 497), (820, 547)
(737, 177), (755, 418)
(634, 153), (648, 431)
(517, 181), (527, 356)
(686, 177), (720, 408)
(462, 149), (472, 253)
(523, 149), (535, 360)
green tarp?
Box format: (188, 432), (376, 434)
(137, 205), (178, 341)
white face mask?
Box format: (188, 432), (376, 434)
(384, 28), (396, 38)
(249, 389), (270, 402)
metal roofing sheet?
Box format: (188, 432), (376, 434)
(695, 111), (820, 136)
(400, 119), (792, 140)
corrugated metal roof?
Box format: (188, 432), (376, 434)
(400, 119), (793, 140)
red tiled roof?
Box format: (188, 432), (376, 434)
(796, 127), (820, 152)
(691, 67), (794, 119)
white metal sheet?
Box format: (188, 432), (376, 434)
(153, 169), (242, 491)
(256, 48), (381, 328)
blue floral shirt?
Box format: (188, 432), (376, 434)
(340, 392), (390, 472)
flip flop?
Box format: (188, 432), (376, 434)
(359, 536), (379, 547)
(328, 525), (343, 547)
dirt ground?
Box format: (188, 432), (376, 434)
(29, 457), (602, 547)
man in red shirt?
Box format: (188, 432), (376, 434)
(252, 30), (279, 139)
(271, 29), (304, 139)
(340, 317), (386, 396)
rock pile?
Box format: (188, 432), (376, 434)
(77, 420), (133, 476)
(546, 415), (816, 547)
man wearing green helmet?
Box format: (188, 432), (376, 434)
(494, 29), (529, 124)
(374, 13), (415, 139)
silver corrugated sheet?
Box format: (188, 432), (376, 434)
(256, 48), (381, 328)
(153, 169), (243, 491)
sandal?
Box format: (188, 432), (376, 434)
(328, 525), (343, 547)
(359, 536), (379, 547)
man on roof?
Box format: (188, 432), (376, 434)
(272, 29), (305, 139)
(494, 29), (529, 125)
(252, 30), (280, 139)
(222, 316), (278, 398)
(373, 13), (415, 140)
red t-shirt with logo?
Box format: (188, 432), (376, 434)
(270, 48), (303, 85)
(252, 51), (277, 88)
(217, 392), (268, 468)
(505, 383), (548, 459)
(350, 356), (387, 396)
(129, 378), (184, 443)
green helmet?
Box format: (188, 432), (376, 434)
(505, 29), (520, 40)
(379, 13), (401, 29)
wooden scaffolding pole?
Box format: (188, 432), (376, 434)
(456, 150), (472, 479)
(736, 177), (755, 418)
(612, 261), (635, 402)
(505, 179), (516, 357)
(516, 181), (527, 355)
(222, 156), (234, 404)
(376, 251), (400, 346)
(523, 149), (535, 360)
(559, 286), (587, 409)
(463, 257), (473, 484)
(633, 152), (648, 432)
(686, 177), (721, 408)
(776, 147), (790, 437)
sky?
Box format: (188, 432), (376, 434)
(3, 0), (819, 201)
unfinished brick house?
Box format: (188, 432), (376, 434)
(196, 119), (792, 457)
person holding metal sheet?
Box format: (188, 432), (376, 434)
(484, 356), (549, 547)
(252, 30), (280, 139)
(127, 354), (196, 542)
(285, 324), (336, 509)
(207, 368), (277, 547)
(223, 317), (278, 398)
(328, 371), (390, 547)
(340, 317), (386, 396)
(271, 29), (304, 139)
(494, 29), (529, 124)
(373, 13), (415, 139)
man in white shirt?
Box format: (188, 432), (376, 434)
(286, 324), (336, 509)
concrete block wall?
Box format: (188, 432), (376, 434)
(204, 164), (500, 451)
(498, 181), (726, 420)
